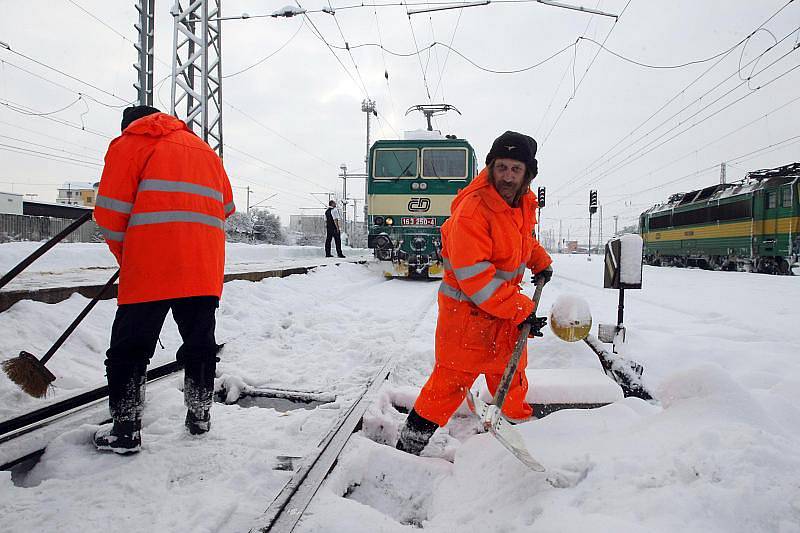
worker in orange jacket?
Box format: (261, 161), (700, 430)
(92, 106), (234, 454)
(396, 131), (553, 455)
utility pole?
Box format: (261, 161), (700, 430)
(599, 205), (603, 249)
(350, 197), (358, 245)
(614, 215), (619, 236)
(720, 162), (727, 184)
(588, 190), (598, 259)
(558, 219), (562, 253)
(246, 186), (251, 215)
(134, 0), (155, 106)
(170, 0), (224, 157)
(340, 164), (348, 244)
(362, 99), (376, 227)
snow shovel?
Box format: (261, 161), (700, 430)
(466, 279), (547, 472)
(2, 270), (119, 398)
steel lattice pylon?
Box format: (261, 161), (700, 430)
(170, 0), (223, 157)
(134, 0), (155, 106)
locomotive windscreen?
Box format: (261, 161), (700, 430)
(421, 148), (468, 179)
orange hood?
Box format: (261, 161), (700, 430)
(122, 112), (191, 138)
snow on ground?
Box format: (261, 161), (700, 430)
(1, 249), (800, 532)
(0, 241), (373, 290)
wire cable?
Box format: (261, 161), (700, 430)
(569, 47), (800, 193)
(552, 0), (798, 194)
(407, 14), (433, 101)
(223, 21), (304, 79)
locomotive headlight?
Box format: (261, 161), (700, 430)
(419, 182), (428, 190)
(373, 216), (385, 226)
(411, 182), (420, 190)
(411, 236), (427, 251)
(385, 217), (394, 226)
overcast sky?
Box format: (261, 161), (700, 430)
(1, 0), (798, 241)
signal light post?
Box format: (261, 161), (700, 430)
(537, 186), (546, 241)
(588, 190), (598, 259)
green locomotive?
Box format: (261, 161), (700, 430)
(639, 162), (800, 275)
(367, 132), (477, 278)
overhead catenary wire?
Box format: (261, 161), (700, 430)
(0, 43), (135, 105)
(600, 93), (800, 195)
(223, 21), (304, 79)
(0, 98), (114, 138)
(552, 0), (798, 194)
(552, 23), (800, 199)
(326, 0), (372, 99)
(431, 9), (463, 102)
(225, 102), (338, 167)
(407, 13), (434, 101)
(535, 0), (599, 138)
(0, 133), (104, 162)
(372, 5), (400, 122)
(603, 133), (800, 207)
(540, 0), (632, 147)
(0, 142), (103, 169)
(563, 47), (800, 194)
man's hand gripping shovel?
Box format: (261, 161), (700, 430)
(466, 279), (548, 472)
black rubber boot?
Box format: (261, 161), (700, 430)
(94, 364), (146, 454)
(396, 409), (439, 456)
(93, 420), (142, 454)
(184, 359), (215, 435)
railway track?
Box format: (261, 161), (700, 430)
(1, 269), (439, 532)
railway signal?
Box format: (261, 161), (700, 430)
(537, 186), (546, 207)
(588, 190), (598, 259)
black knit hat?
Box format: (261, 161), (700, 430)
(121, 105), (161, 132)
(485, 131), (538, 177)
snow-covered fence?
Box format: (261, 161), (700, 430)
(0, 214), (101, 243)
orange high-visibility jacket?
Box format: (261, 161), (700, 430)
(94, 113), (235, 305)
(435, 167), (552, 374)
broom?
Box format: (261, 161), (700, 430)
(2, 270), (119, 398)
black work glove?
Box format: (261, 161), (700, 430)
(532, 265), (553, 286)
(519, 313), (547, 337)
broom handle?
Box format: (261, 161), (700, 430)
(0, 210), (93, 290)
(493, 280), (545, 410)
(39, 270), (119, 365)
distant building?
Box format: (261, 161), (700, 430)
(57, 181), (99, 207)
(0, 192), (23, 215)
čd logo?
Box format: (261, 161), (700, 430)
(408, 197), (431, 212)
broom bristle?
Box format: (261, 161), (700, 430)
(2, 352), (55, 398)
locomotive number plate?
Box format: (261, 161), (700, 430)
(401, 217), (436, 226)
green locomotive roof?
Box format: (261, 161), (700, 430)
(642, 161), (799, 217)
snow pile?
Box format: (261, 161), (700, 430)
(619, 233), (644, 285)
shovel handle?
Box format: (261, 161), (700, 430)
(493, 280), (545, 410)
(39, 270), (119, 365)
(0, 210), (93, 290)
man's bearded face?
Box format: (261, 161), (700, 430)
(489, 158), (527, 205)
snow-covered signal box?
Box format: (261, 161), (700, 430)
(603, 234), (644, 290)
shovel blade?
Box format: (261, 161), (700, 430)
(467, 391), (546, 472)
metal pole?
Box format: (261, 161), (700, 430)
(599, 205), (603, 248)
(340, 164), (348, 244)
(617, 287), (625, 325)
(588, 213), (593, 259)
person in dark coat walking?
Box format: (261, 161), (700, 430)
(92, 105), (234, 454)
(325, 200), (345, 258)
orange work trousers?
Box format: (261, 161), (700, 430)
(412, 364), (532, 427)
